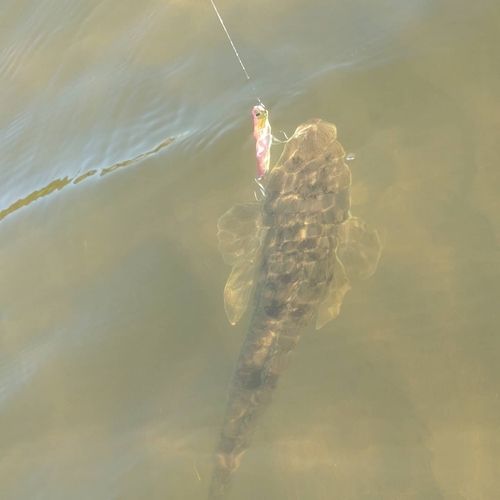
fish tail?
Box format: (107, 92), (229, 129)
(208, 318), (302, 498)
(208, 370), (276, 498)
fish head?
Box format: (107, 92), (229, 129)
(288, 119), (339, 163)
(266, 119), (350, 200)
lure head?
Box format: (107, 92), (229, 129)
(252, 105), (268, 129)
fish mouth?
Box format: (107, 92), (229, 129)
(295, 119), (337, 136)
(294, 123), (315, 138)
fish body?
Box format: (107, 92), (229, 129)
(252, 105), (272, 180)
(210, 119), (381, 498)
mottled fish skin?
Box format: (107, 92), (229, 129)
(209, 119), (356, 499)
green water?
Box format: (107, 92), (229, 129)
(1, 0), (499, 498)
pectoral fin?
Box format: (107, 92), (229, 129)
(315, 217), (381, 329)
(316, 247), (351, 329)
(217, 203), (267, 325)
(337, 217), (382, 280)
(223, 259), (259, 325)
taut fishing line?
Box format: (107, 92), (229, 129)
(209, 0), (263, 106)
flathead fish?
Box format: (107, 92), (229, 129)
(209, 118), (382, 498)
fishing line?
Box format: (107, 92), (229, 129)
(209, 0), (263, 106)
(209, 0), (249, 80)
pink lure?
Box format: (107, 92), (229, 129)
(252, 105), (272, 180)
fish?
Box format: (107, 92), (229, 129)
(209, 118), (382, 498)
(252, 104), (272, 180)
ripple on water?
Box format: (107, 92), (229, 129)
(1, 0), (432, 215)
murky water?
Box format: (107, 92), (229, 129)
(1, 0), (499, 498)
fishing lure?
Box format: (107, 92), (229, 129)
(252, 104), (272, 180)
(209, 0), (275, 182)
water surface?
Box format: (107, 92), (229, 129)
(1, 0), (499, 499)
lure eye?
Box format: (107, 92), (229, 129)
(255, 112), (261, 117)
